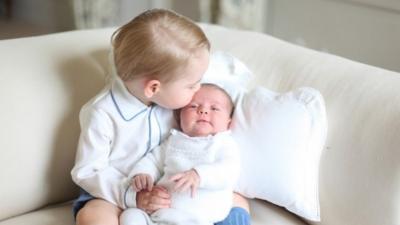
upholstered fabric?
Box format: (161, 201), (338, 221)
(201, 24), (400, 225)
(0, 201), (306, 225)
(0, 24), (399, 225)
(0, 203), (74, 225)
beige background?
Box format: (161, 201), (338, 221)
(1, 0), (399, 73)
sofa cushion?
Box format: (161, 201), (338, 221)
(0, 200), (305, 225)
(0, 203), (74, 225)
(202, 24), (400, 225)
(0, 29), (114, 220)
(251, 200), (307, 225)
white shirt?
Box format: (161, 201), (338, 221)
(129, 129), (241, 224)
(71, 75), (176, 209)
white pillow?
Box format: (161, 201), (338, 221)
(202, 51), (252, 101)
(202, 51), (327, 221)
(232, 87), (327, 221)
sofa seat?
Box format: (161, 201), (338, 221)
(0, 203), (74, 225)
(0, 200), (306, 225)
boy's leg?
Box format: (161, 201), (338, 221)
(76, 199), (121, 225)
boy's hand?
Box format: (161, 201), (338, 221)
(169, 169), (200, 198)
(136, 186), (171, 214)
(132, 174), (154, 192)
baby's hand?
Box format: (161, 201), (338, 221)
(132, 174), (154, 192)
(169, 169), (200, 198)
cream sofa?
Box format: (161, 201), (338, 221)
(1, 23), (399, 225)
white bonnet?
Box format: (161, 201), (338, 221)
(201, 51), (253, 103)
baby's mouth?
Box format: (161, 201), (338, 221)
(196, 119), (211, 125)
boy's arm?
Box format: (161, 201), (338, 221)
(124, 141), (167, 207)
(194, 137), (241, 190)
(128, 144), (165, 182)
(71, 107), (130, 209)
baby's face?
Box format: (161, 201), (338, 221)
(179, 85), (232, 137)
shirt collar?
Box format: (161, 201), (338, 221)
(110, 75), (149, 121)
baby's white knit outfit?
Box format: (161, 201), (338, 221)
(120, 129), (240, 225)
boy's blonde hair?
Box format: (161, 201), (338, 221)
(111, 9), (210, 82)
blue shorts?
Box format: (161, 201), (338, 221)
(216, 207), (251, 225)
(72, 189), (95, 218)
(72, 190), (250, 225)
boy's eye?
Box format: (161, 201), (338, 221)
(188, 83), (200, 90)
(211, 107), (220, 111)
(188, 84), (198, 90)
(189, 104), (198, 108)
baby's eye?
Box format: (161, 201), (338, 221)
(211, 106), (220, 111)
(189, 104), (198, 108)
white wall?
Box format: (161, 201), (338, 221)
(118, 0), (200, 24)
(12, 0), (398, 73)
(118, 0), (151, 26)
(12, 0), (74, 31)
(263, 0), (400, 72)
(10, 0), (199, 32)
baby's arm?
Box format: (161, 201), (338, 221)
(194, 137), (241, 190)
(169, 136), (241, 196)
(169, 169), (200, 197)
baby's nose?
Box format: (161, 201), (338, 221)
(198, 107), (208, 114)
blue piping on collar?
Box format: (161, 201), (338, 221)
(110, 90), (147, 122)
(154, 108), (162, 146)
(143, 106), (162, 158)
(145, 106), (155, 156)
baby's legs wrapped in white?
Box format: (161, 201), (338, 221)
(120, 208), (154, 225)
(151, 208), (211, 225)
(157, 177), (233, 224)
(149, 181), (232, 224)
(120, 207), (211, 225)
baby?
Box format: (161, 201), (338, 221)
(120, 83), (240, 225)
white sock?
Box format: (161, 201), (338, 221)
(120, 208), (152, 225)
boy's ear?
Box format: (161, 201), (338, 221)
(143, 79), (161, 98)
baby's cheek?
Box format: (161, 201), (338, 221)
(214, 120), (230, 132)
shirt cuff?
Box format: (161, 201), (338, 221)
(124, 185), (137, 208)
